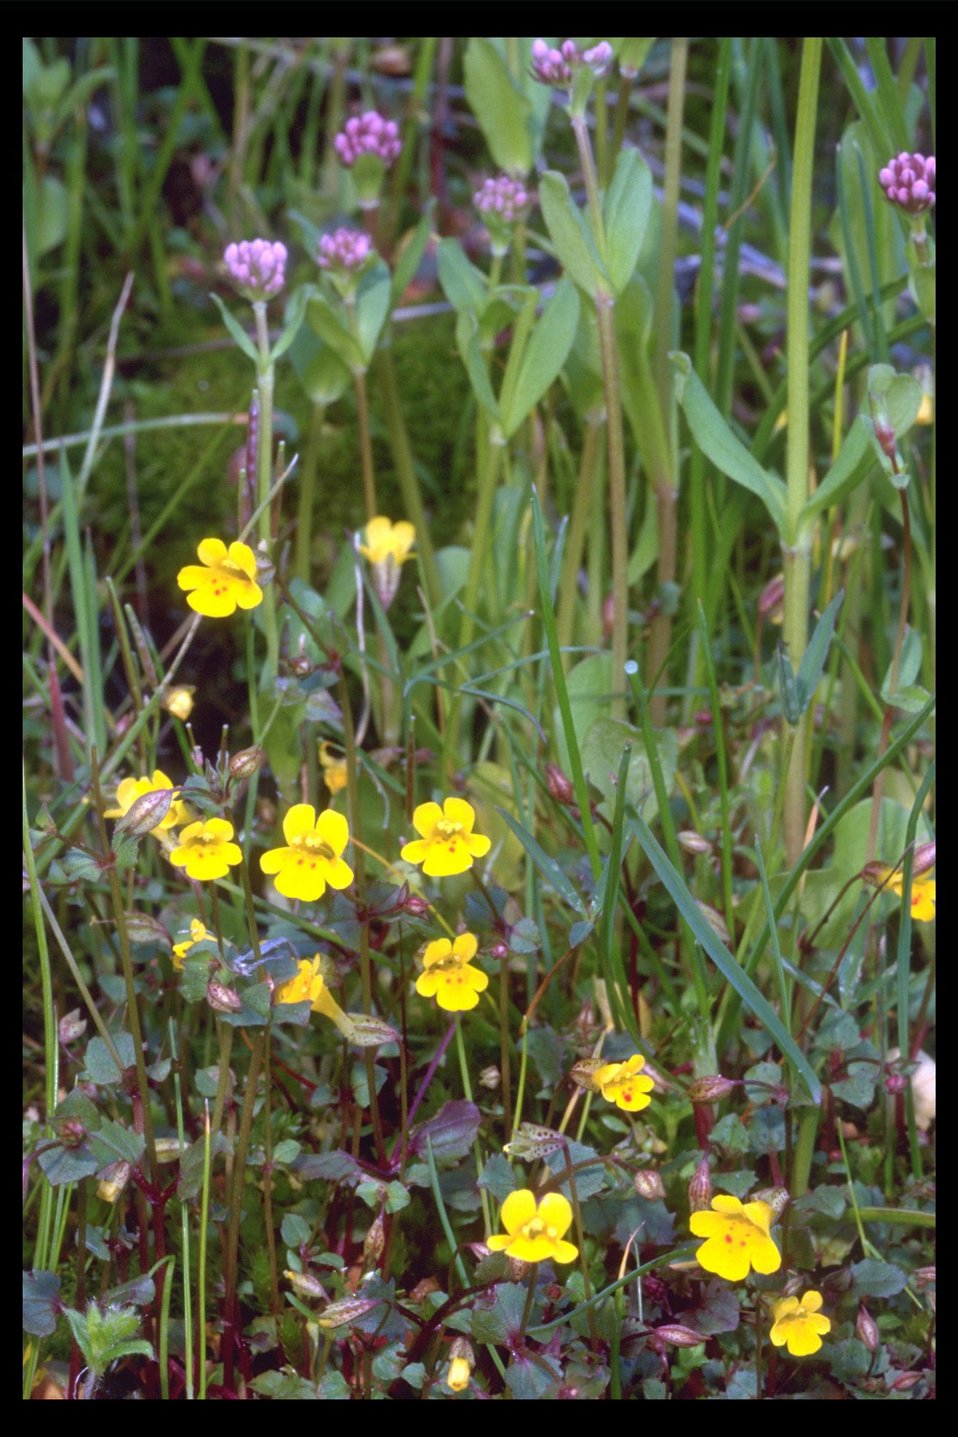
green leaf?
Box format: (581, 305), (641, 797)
(454, 309), (500, 419)
(353, 259), (392, 365)
(799, 420), (875, 527)
(23, 1269), (61, 1338)
(471, 1282), (529, 1344)
(581, 717), (677, 825)
(36, 175), (68, 257)
(881, 624), (922, 701)
(602, 148), (653, 295)
(496, 807), (587, 915)
(391, 200), (435, 304)
(409, 1100), (480, 1163)
(850, 1258), (908, 1298)
(209, 292), (260, 365)
(671, 353), (787, 533)
(88, 1119), (145, 1169)
(628, 811), (822, 1103)
(437, 237), (488, 315)
(795, 588), (844, 713)
(463, 38), (533, 175)
(269, 283), (308, 363)
(306, 292), (363, 369)
(83, 1032), (136, 1085)
(539, 170), (606, 297)
(250, 1371), (321, 1400)
(478, 1153), (519, 1202)
(499, 278), (580, 437)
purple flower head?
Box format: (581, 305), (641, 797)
(531, 37), (614, 87)
(473, 175), (532, 225)
(878, 152), (936, 215)
(317, 227), (375, 273)
(334, 110), (402, 168)
(223, 239), (288, 300)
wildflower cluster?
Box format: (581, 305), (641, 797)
(317, 228), (375, 274)
(473, 175), (533, 256)
(223, 238), (288, 299)
(334, 110), (401, 168)
(530, 37), (614, 87)
(879, 152), (936, 214)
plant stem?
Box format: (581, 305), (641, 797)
(782, 37), (822, 865)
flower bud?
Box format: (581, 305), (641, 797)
(447, 1337), (475, 1393)
(488, 941), (509, 961)
(753, 1185), (790, 1220)
(114, 787), (175, 838)
(678, 829), (712, 855)
(478, 1065), (501, 1090)
(207, 980), (243, 1013)
(363, 1213), (386, 1267)
(545, 762), (575, 806)
(345, 1013), (400, 1048)
(284, 1269), (327, 1300)
(223, 238), (288, 301)
(96, 1160), (131, 1204)
(759, 573), (786, 618)
(570, 1057), (603, 1092)
(689, 1075), (738, 1104)
(889, 1371), (923, 1393)
(633, 1168), (665, 1201)
(164, 686), (195, 721)
(59, 1009), (87, 1044)
(402, 892), (431, 917)
(229, 745), (264, 780)
(653, 1323), (705, 1348)
(687, 1155), (712, 1213)
(856, 1305), (880, 1353)
(317, 1295), (381, 1330)
(912, 841), (936, 876)
(878, 152), (935, 214)
(59, 1118), (88, 1148)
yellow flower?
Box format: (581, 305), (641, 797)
(769, 1290), (831, 1356)
(275, 955), (345, 1023)
(260, 805), (354, 902)
(318, 740), (348, 795)
(172, 918), (212, 970)
(164, 686), (195, 721)
(401, 798), (491, 878)
(446, 1356), (472, 1393)
(177, 538), (263, 618)
(415, 933), (489, 1012)
(359, 516), (416, 608)
(104, 770), (189, 836)
(595, 1054), (655, 1112)
(359, 515), (416, 566)
(169, 818), (243, 882)
(689, 1194), (782, 1282)
(487, 1189), (578, 1265)
(886, 870), (936, 923)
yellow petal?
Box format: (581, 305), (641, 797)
(283, 804), (317, 842)
(411, 802), (442, 839)
(315, 808), (350, 856)
(452, 933), (478, 962)
(196, 537), (228, 567)
(443, 796), (476, 831)
(537, 1192), (573, 1237)
(500, 1189), (537, 1234)
(227, 541), (258, 579)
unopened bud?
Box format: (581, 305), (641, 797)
(912, 841), (936, 876)
(364, 1213), (386, 1267)
(570, 1058), (603, 1092)
(59, 1009), (87, 1044)
(126, 911), (172, 946)
(678, 829), (712, 855)
(885, 1071), (907, 1095)
(285, 1269), (327, 1300)
(345, 1013), (399, 1048)
(508, 1256), (530, 1282)
(753, 1186), (790, 1220)
(889, 1371), (923, 1393)
(402, 893), (431, 917)
(688, 1156), (712, 1212)
(59, 1118), (88, 1148)
(207, 980), (243, 1013)
(653, 1323), (705, 1348)
(856, 1305), (880, 1352)
(317, 1294), (381, 1330)
(96, 1161), (132, 1203)
(164, 686), (195, 721)
(689, 1075), (738, 1104)
(478, 1065), (500, 1090)
(759, 574), (786, 618)
(446, 1354), (472, 1393)
(545, 762), (575, 806)
(695, 900), (730, 944)
(229, 745), (265, 780)
(115, 787), (175, 837)
(489, 941), (509, 961)
(634, 1168), (665, 1201)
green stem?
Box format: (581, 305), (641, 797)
(782, 37), (822, 864)
(253, 303), (279, 683)
(646, 37), (687, 725)
(295, 400), (326, 583)
(789, 1103), (820, 1199)
(373, 345), (441, 605)
(555, 412), (604, 663)
(223, 1029), (266, 1391)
